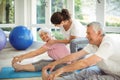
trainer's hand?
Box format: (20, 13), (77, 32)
(47, 40), (56, 45)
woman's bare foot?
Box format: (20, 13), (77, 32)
(13, 63), (23, 71)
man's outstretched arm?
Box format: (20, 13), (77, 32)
(48, 54), (102, 80)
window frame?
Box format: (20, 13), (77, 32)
(0, 0), (120, 41)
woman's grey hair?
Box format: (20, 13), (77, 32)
(87, 22), (105, 36)
(38, 28), (52, 36)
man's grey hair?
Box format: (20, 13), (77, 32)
(38, 28), (52, 36)
(87, 22), (105, 35)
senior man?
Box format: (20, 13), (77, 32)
(42, 22), (120, 80)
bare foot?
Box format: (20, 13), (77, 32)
(42, 69), (49, 80)
(13, 63), (23, 72)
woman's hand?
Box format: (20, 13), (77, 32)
(12, 56), (23, 65)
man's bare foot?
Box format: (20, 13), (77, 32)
(13, 63), (23, 72)
(42, 69), (49, 80)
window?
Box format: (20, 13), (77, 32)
(74, 0), (96, 25)
(0, 0), (15, 24)
(51, 0), (67, 14)
(106, 0), (120, 28)
(37, 0), (46, 24)
(37, 0), (67, 24)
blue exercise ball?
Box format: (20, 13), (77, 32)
(9, 26), (33, 50)
(0, 29), (7, 50)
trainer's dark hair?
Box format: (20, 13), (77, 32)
(51, 9), (71, 24)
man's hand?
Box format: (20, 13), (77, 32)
(43, 63), (56, 74)
(48, 68), (63, 80)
